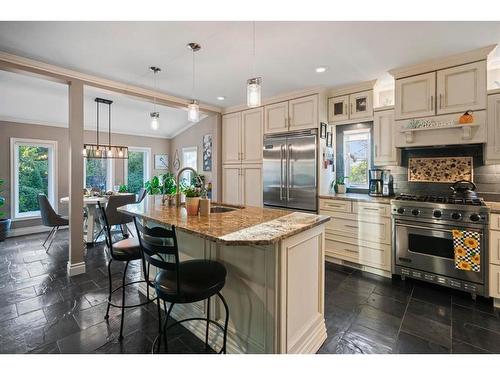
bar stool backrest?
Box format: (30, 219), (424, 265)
(97, 201), (117, 258)
(105, 194), (136, 226)
(133, 217), (181, 295)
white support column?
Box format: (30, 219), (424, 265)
(67, 79), (86, 276)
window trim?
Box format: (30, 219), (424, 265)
(10, 138), (58, 221)
(124, 146), (151, 190)
(182, 146), (198, 170)
(343, 128), (371, 189)
(83, 158), (114, 191)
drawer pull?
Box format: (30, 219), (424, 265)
(362, 207), (380, 211)
(326, 203), (343, 208)
(344, 248), (359, 253)
(344, 224), (359, 229)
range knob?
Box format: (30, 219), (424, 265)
(470, 213), (481, 222)
(433, 210), (442, 218)
(397, 207), (405, 214)
(411, 209), (420, 216)
(451, 212), (462, 220)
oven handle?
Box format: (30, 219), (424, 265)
(395, 222), (483, 234)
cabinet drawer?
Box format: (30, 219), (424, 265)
(325, 216), (391, 245)
(319, 199), (352, 213)
(352, 201), (390, 217)
(325, 238), (391, 271)
(490, 230), (500, 266)
(489, 264), (500, 298)
(491, 214), (500, 230)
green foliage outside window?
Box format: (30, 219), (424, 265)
(127, 151), (145, 194)
(86, 159), (108, 191)
(18, 146), (49, 213)
(348, 160), (368, 186)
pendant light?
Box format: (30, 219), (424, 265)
(83, 98), (128, 159)
(247, 21), (262, 108)
(149, 66), (161, 130)
(187, 42), (201, 123)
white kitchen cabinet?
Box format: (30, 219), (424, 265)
(288, 95), (318, 131)
(222, 165), (242, 206)
(373, 109), (398, 166)
(264, 101), (289, 134)
(242, 165), (263, 207)
(328, 95), (349, 123)
(222, 165), (263, 207)
(349, 90), (373, 120)
(436, 61), (486, 115)
(395, 72), (436, 120)
(222, 112), (242, 164)
(223, 108), (263, 165)
(241, 108), (264, 164)
(490, 264), (500, 299)
(485, 94), (500, 164)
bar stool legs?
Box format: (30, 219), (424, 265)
(205, 297), (210, 350)
(104, 259), (113, 320)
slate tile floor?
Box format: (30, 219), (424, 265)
(1, 231), (500, 354)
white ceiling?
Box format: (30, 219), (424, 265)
(0, 22), (500, 108)
(0, 69), (206, 138)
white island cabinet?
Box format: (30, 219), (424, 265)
(119, 196), (329, 354)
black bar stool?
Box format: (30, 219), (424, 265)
(97, 202), (153, 340)
(133, 218), (229, 354)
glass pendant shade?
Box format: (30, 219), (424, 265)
(187, 100), (200, 123)
(150, 112), (160, 130)
(247, 78), (262, 108)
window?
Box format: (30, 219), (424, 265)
(11, 138), (57, 219)
(181, 146), (198, 186)
(343, 129), (371, 189)
(84, 158), (113, 191)
(125, 147), (151, 194)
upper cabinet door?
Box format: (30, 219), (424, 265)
(288, 94), (318, 131)
(436, 61), (487, 115)
(241, 107), (264, 164)
(264, 101), (289, 134)
(328, 95), (349, 123)
(349, 90), (373, 120)
(373, 109), (398, 166)
(222, 112), (241, 164)
(486, 94), (500, 165)
(395, 72), (436, 120)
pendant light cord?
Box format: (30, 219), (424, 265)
(252, 21), (256, 76)
(108, 103), (111, 148)
(192, 49), (195, 99)
(96, 101), (99, 147)
(153, 69), (157, 113)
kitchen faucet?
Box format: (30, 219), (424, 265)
(175, 167), (205, 206)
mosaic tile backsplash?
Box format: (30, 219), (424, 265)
(408, 157), (473, 183)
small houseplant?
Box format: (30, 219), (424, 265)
(182, 185), (202, 215)
(332, 176), (348, 194)
(160, 172), (177, 205)
(0, 179), (11, 241)
(145, 175), (161, 195)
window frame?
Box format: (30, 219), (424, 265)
(10, 138), (58, 220)
(124, 146), (151, 191)
(83, 157), (114, 191)
(343, 128), (371, 189)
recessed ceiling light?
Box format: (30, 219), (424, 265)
(315, 66), (327, 73)
(217, 96), (225, 101)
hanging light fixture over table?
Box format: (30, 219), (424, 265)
(247, 21), (262, 108)
(149, 66), (161, 130)
(83, 98), (128, 159)
(187, 42), (201, 123)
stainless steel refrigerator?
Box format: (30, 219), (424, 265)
(263, 129), (317, 212)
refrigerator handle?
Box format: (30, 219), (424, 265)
(287, 144), (292, 201)
(280, 144), (285, 200)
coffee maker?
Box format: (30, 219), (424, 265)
(369, 169), (393, 197)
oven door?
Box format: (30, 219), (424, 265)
(395, 219), (484, 284)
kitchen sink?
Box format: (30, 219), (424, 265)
(210, 206), (237, 213)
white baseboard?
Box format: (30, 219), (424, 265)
(67, 261), (86, 276)
(7, 225), (63, 238)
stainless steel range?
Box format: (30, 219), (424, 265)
(391, 183), (490, 297)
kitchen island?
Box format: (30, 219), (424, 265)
(118, 196), (329, 354)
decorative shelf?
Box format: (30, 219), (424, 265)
(400, 123), (481, 143)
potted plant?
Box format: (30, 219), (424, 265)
(0, 179), (11, 241)
(182, 185), (202, 215)
(332, 176), (348, 194)
(145, 175), (161, 195)
(160, 172), (177, 205)
(118, 184), (128, 193)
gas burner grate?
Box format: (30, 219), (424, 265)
(395, 194), (484, 206)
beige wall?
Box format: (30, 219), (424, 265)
(169, 114), (222, 200)
(0, 120), (169, 229)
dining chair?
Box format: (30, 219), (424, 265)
(133, 218), (229, 354)
(94, 194), (136, 243)
(136, 188), (147, 203)
(38, 194), (69, 252)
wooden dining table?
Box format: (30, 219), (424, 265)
(60, 195), (108, 244)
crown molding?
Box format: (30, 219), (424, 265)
(327, 79), (377, 97)
(0, 51), (222, 115)
(222, 86), (326, 115)
(389, 44), (497, 79)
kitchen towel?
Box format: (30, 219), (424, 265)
(452, 229), (481, 272)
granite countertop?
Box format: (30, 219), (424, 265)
(118, 195), (330, 246)
(319, 192), (392, 204)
